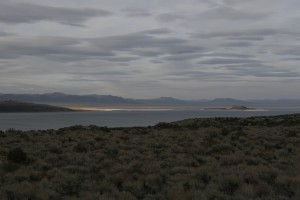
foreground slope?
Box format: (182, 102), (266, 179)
(0, 114), (299, 199)
(0, 100), (74, 112)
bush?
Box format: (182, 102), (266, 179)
(5, 128), (23, 134)
(221, 127), (230, 136)
(89, 126), (111, 132)
(73, 142), (88, 153)
(286, 130), (298, 138)
(55, 174), (82, 196)
(7, 147), (28, 164)
(48, 145), (63, 154)
(1, 162), (20, 172)
(0, 184), (38, 200)
(155, 122), (178, 129)
(274, 177), (298, 198)
(219, 177), (239, 195)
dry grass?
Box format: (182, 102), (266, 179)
(0, 114), (300, 199)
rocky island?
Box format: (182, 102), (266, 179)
(228, 106), (253, 110)
(204, 105), (255, 111)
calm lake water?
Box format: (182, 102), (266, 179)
(0, 107), (300, 131)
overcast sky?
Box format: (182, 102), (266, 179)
(0, 0), (300, 99)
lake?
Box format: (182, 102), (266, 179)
(0, 107), (300, 131)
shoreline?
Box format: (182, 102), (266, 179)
(68, 106), (267, 112)
(1, 112), (299, 132)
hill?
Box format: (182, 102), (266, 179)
(0, 114), (299, 199)
(0, 100), (74, 112)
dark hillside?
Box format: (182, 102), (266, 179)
(0, 100), (74, 112)
(0, 114), (299, 199)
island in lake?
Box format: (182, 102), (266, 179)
(203, 105), (256, 111)
(0, 100), (74, 113)
(228, 105), (254, 110)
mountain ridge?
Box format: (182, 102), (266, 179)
(1, 93), (300, 107)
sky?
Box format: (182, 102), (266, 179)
(0, 0), (300, 99)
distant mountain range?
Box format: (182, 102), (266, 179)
(0, 93), (300, 107)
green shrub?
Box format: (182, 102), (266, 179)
(155, 122), (178, 129)
(221, 127), (230, 136)
(196, 170), (211, 187)
(48, 145), (63, 154)
(254, 182), (271, 198)
(219, 177), (239, 195)
(274, 177), (298, 198)
(258, 170), (278, 184)
(89, 126), (111, 132)
(5, 128), (23, 134)
(7, 147), (28, 164)
(1, 162), (20, 172)
(73, 142), (88, 153)
(0, 185), (38, 200)
(104, 147), (119, 157)
(55, 174), (82, 196)
(286, 130), (298, 138)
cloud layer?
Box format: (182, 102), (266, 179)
(0, 2), (112, 26)
(0, 0), (299, 99)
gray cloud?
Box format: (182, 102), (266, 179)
(0, 2), (112, 26)
(193, 28), (284, 40)
(0, 32), (12, 37)
(208, 53), (254, 58)
(162, 52), (254, 62)
(0, 36), (115, 61)
(0, 0), (299, 99)
(156, 12), (186, 22)
(0, 29), (193, 63)
(87, 31), (195, 59)
(162, 70), (240, 82)
(121, 8), (152, 17)
(162, 54), (202, 61)
(221, 63), (269, 69)
(200, 6), (270, 21)
(198, 58), (261, 65)
(163, 62), (299, 83)
(150, 60), (164, 64)
(222, 41), (253, 47)
(91, 32), (186, 50)
(226, 36), (265, 41)
(131, 50), (162, 57)
(167, 70), (226, 77)
(70, 71), (131, 76)
(282, 57), (300, 61)
(164, 45), (205, 55)
(102, 56), (139, 62)
(219, 63), (300, 78)
(235, 68), (299, 78)
(63, 78), (103, 83)
(275, 46), (300, 56)
(252, 71), (300, 78)
(138, 28), (171, 35)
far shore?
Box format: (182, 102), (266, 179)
(67, 105), (266, 112)
(69, 107), (177, 111)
